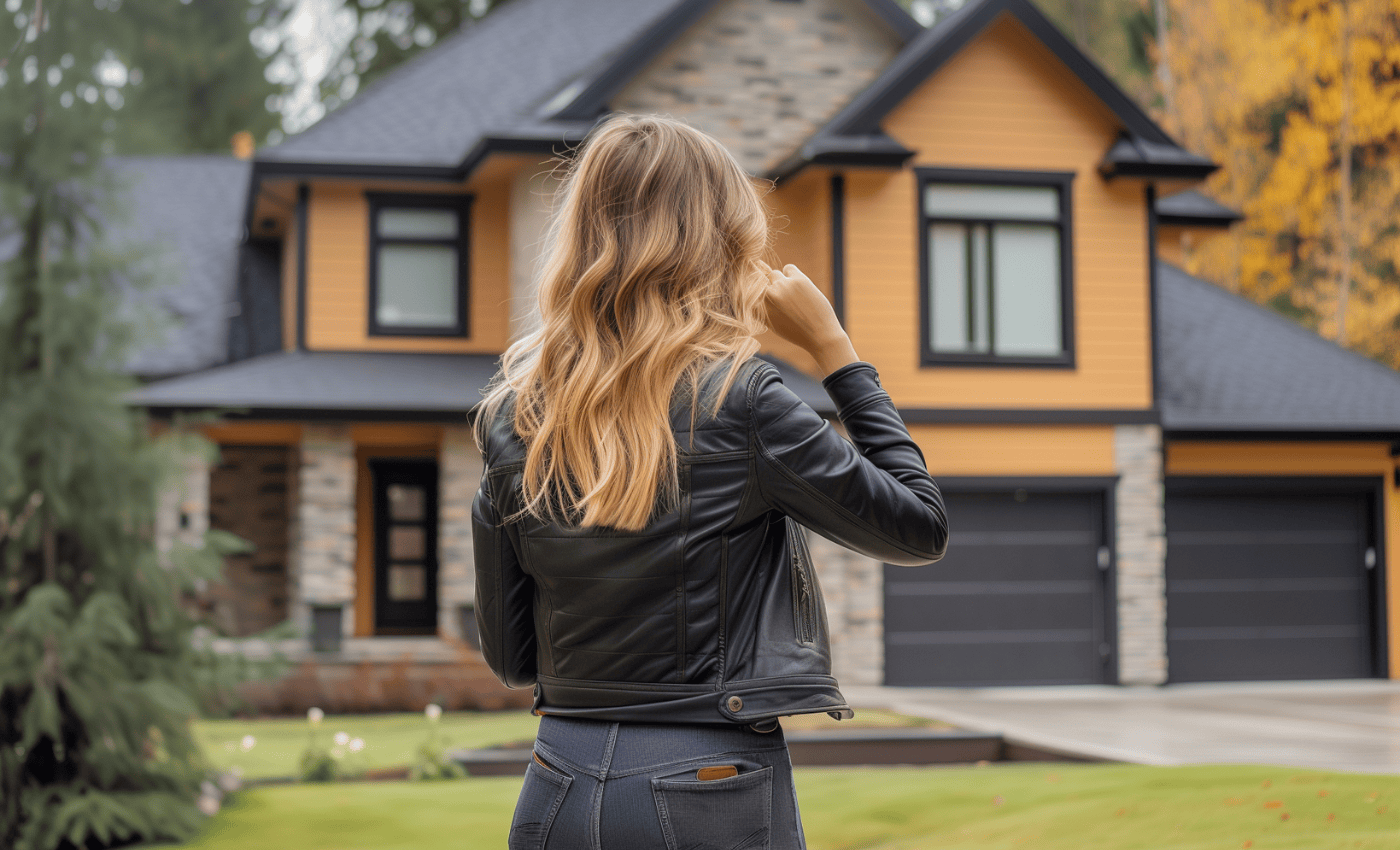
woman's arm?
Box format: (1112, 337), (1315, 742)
(757, 264), (948, 566)
(472, 468), (538, 689)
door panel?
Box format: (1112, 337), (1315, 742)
(372, 459), (439, 634)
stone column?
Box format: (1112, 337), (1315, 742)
(155, 441), (211, 564)
(438, 424), (484, 640)
(293, 424), (356, 640)
(807, 532), (884, 686)
(1114, 423), (1168, 684)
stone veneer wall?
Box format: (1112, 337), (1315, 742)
(438, 425), (484, 640)
(1114, 423), (1168, 684)
(294, 424), (356, 638)
(154, 442), (210, 563)
(612, 0), (900, 174)
(205, 445), (292, 636)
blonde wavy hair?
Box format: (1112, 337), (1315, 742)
(475, 114), (771, 530)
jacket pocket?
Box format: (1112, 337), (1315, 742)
(787, 519), (818, 645)
(507, 752), (573, 850)
(652, 764), (773, 850)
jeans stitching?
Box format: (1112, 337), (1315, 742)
(589, 723), (619, 850)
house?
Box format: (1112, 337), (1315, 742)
(122, 0), (1400, 709)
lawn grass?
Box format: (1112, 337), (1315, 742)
(151, 762), (1399, 849)
(193, 710), (542, 779)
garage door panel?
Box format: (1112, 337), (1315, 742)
(1170, 587), (1366, 630)
(1167, 542), (1363, 581)
(885, 638), (1103, 687)
(884, 489), (1112, 687)
(1165, 486), (1376, 683)
(885, 590), (1098, 632)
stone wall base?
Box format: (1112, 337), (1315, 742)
(233, 654), (533, 715)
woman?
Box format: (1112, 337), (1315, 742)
(473, 114), (947, 850)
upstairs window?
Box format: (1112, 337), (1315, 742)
(917, 169), (1074, 367)
(367, 193), (472, 337)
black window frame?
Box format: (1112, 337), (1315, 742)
(916, 166), (1076, 369)
(366, 191), (473, 338)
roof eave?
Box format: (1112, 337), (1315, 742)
(768, 132), (916, 182)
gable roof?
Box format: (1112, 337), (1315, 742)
(1156, 261), (1400, 435)
(109, 156), (250, 378)
(775, 0), (1214, 179)
(257, 0), (920, 178)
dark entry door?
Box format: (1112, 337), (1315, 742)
(1165, 481), (1380, 682)
(371, 459), (439, 634)
(884, 487), (1114, 686)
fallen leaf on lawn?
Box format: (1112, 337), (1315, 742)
(1241, 841), (1253, 848)
(1327, 813), (1335, 821)
(1224, 797), (1245, 806)
(1115, 808), (1127, 817)
(1263, 800), (1283, 809)
(1280, 813), (1289, 821)
(1260, 780), (1272, 789)
(992, 795), (1004, 807)
(1045, 773), (1061, 783)
(1366, 792), (1379, 801)
(1379, 806), (1388, 815)
(1318, 790), (1329, 798)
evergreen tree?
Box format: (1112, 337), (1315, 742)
(0, 1), (241, 847)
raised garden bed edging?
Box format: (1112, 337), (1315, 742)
(447, 729), (1104, 777)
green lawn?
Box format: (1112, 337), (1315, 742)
(194, 711), (542, 779)
(153, 763), (1398, 849)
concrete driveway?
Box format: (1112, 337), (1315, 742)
(843, 680), (1400, 774)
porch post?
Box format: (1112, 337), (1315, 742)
(1114, 423), (1169, 684)
(438, 424), (483, 641)
(292, 424), (356, 643)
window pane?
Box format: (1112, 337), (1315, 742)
(388, 563), (427, 601)
(377, 244), (457, 328)
(992, 224), (1062, 356)
(378, 208), (457, 239)
(389, 526), (425, 560)
(924, 184), (1058, 222)
(929, 223), (968, 353)
(387, 484), (425, 521)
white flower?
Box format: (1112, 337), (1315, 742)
(307, 707), (324, 725)
(201, 780), (221, 800)
(334, 731), (349, 746)
(348, 737), (365, 753)
(240, 735), (256, 751)
(218, 772), (243, 793)
(425, 703), (442, 721)
(331, 746), (345, 759)
(197, 795), (220, 817)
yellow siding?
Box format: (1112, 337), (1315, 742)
(303, 177), (512, 353)
(760, 170), (832, 374)
(281, 220), (298, 351)
(1167, 441), (1400, 680)
(847, 14), (1151, 410)
(911, 424), (1116, 477)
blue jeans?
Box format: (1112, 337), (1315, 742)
(508, 715), (807, 850)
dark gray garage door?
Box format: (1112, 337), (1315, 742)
(1165, 482), (1381, 683)
(884, 488), (1115, 686)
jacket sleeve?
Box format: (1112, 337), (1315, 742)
(472, 468), (538, 689)
(750, 361), (948, 567)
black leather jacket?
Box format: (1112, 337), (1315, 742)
(472, 358), (947, 725)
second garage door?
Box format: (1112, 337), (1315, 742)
(1165, 481), (1382, 683)
(884, 487), (1116, 687)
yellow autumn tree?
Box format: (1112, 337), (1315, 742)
(1163, 0), (1400, 366)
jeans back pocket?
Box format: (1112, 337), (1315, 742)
(508, 755), (573, 850)
(651, 764), (773, 850)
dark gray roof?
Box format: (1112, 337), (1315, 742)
(109, 156), (250, 378)
(1157, 261), (1400, 433)
(1155, 189), (1243, 227)
(259, 0), (680, 169)
(128, 350), (835, 417)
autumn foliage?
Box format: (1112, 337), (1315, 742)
(1160, 0), (1400, 366)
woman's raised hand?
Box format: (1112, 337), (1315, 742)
(762, 263), (860, 377)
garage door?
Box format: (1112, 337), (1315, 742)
(1165, 482), (1380, 682)
(884, 488), (1115, 686)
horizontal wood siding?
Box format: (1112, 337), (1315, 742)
(760, 170), (831, 374)
(849, 15), (1151, 410)
(909, 423), (1116, 476)
(303, 178), (511, 353)
(1167, 440), (1400, 680)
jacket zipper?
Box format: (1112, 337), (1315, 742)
(789, 523), (818, 644)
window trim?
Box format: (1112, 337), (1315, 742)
(915, 167), (1076, 369)
(366, 191), (473, 338)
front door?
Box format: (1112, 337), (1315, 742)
(371, 459), (439, 635)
